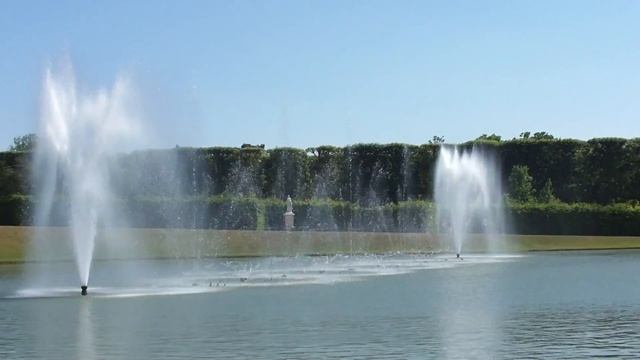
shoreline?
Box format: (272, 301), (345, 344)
(2, 226), (640, 263)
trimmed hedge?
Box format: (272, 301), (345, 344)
(508, 202), (640, 236)
(262, 199), (434, 232)
(3, 138), (640, 204)
(2, 137), (640, 235)
(0, 195), (31, 226)
(4, 196), (640, 235)
(0, 151), (30, 197)
(121, 196), (259, 230)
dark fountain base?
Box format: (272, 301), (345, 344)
(81, 285), (88, 296)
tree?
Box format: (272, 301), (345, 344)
(532, 132), (554, 140)
(518, 131), (554, 141)
(9, 134), (37, 152)
(508, 165), (535, 202)
(538, 178), (558, 203)
(428, 136), (445, 145)
(475, 133), (502, 142)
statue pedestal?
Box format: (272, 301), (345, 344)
(284, 212), (295, 231)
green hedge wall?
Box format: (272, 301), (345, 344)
(2, 137), (640, 235)
(6, 195), (639, 235)
(0, 195), (31, 226)
(4, 138), (640, 204)
(508, 202), (640, 236)
(0, 152), (30, 197)
(121, 196), (259, 230)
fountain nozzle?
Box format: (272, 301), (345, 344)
(456, 253), (460, 259)
(81, 285), (88, 296)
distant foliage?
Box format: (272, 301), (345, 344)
(0, 194), (30, 225)
(9, 133), (37, 152)
(0, 152), (29, 196)
(508, 165), (535, 202)
(537, 179), (558, 203)
(2, 135), (640, 234)
(2, 136), (640, 205)
(578, 138), (630, 204)
(475, 134), (502, 142)
(2, 195), (638, 235)
(532, 132), (554, 140)
(428, 136), (445, 145)
(518, 131), (554, 140)
(263, 148), (311, 199)
(509, 202), (640, 236)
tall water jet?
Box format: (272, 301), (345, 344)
(33, 61), (138, 293)
(434, 146), (505, 255)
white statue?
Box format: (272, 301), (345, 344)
(286, 195), (293, 213)
(284, 195), (295, 230)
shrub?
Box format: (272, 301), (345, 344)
(508, 165), (535, 202)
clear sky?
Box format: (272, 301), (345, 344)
(1, 0), (639, 149)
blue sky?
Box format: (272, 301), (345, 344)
(1, 0), (639, 149)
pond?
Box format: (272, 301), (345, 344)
(1, 251), (639, 359)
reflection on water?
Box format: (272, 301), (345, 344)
(0, 252), (640, 359)
(77, 300), (95, 360)
(437, 266), (504, 360)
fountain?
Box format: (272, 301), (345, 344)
(434, 146), (505, 256)
(32, 61), (138, 295)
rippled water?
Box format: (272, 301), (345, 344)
(1, 251), (639, 359)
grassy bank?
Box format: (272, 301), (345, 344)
(2, 226), (640, 263)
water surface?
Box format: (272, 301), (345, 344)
(1, 251), (639, 359)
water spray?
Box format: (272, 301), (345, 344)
(434, 146), (505, 256)
(34, 61), (138, 292)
